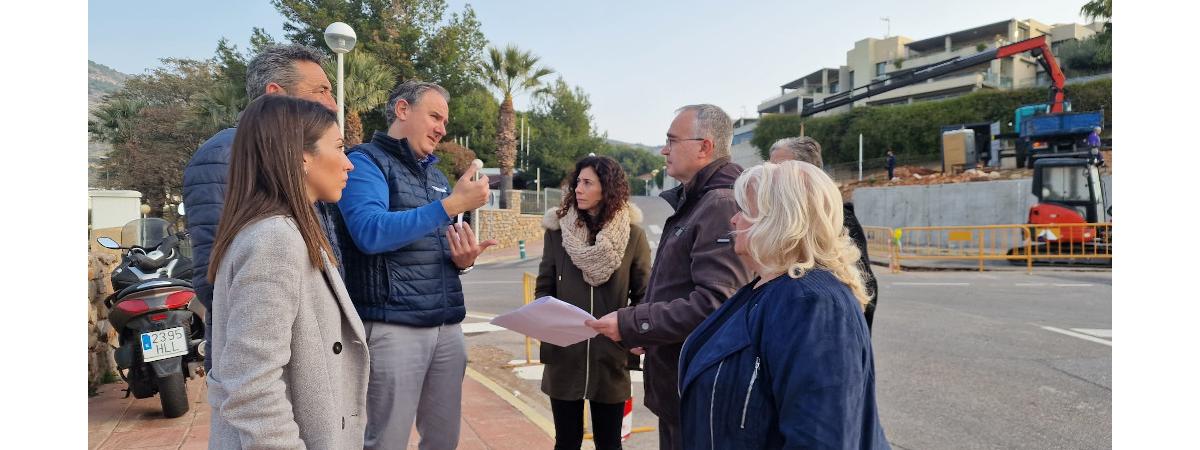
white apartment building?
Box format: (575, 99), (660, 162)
(756, 18), (1103, 116)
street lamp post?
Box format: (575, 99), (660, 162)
(324, 22), (357, 135)
(647, 169), (660, 196)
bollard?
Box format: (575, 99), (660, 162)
(519, 240), (526, 260)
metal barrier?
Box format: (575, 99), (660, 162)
(858, 223), (1112, 273)
(892, 224), (1032, 273)
(862, 226), (898, 271)
(1023, 222), (1112, 261)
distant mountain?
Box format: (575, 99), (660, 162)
(89, 61), (130, 187)
(89, 60), (130, 108)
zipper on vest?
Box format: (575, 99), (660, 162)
(583, 286), (593, 398)
(740, 357), (761, 429)
(710, 360), (724, 450)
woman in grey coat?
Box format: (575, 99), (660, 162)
(536, 155), (652, 450)
(205, 95), (367, 449)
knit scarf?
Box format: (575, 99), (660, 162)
(559, 205), (631, 286)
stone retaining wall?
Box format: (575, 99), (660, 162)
(88, 252), (120, 393)
(475, 190), (545, 250)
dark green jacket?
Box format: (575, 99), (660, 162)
(535, 205), (651, 404)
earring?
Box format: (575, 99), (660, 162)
(304, 166), (310, 176)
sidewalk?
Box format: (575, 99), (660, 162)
(88, 369), (555, 449)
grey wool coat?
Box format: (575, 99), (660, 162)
(208, 216), (369, 449)
(536, 204), (652, 404)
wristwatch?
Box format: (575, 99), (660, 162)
(458, 265), (475, 275)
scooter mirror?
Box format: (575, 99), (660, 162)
(97, 237), (121, 249)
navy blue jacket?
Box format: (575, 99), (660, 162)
(182, 128), (237, 308)
(679, 271), (889, 450)
(336, 132), (465, 327)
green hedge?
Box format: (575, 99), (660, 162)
(751, 78), (1111, 163)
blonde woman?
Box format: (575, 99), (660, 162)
(677, 161), (889, 449)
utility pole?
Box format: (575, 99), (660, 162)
(858, 133), (864, 181)
(881, 17), (891, 38)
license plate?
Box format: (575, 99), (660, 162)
(140, 327), (188, 362)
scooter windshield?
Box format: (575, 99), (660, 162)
(120, 218), (174, 249)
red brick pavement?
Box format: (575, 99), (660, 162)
(88, 371), (554, 449)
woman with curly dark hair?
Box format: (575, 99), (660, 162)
(535, 155), (652, 450)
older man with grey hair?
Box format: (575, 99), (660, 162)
(769, 136), (825, 167)
(182, 44), (338, 373)
(586, 104), (752, 449)
(768, 136), (881, 330)
(335, 80), (494, 449)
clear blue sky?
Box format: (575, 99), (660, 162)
(89, 0), (1094, 145)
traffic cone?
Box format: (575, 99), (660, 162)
(621, 397), (634, 441)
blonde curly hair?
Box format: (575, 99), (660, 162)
(732, 161), (871, 309)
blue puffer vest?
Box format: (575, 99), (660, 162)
(337, 132), (465, 327)
(182, 127), (237, 307)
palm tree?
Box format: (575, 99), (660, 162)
(89, 98), (146, 145)
(187, 81), (245, 137)
(324, 50), (397, 146)
(1079, 0), (1112, 24)
(482, 44), (553, 209)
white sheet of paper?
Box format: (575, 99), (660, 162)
(489, 296), (599, 347)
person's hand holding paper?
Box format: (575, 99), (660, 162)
(489, 296), (599, 346)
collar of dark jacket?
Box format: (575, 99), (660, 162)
(659, 157), (741, 212)
(369, 131), (440, 175)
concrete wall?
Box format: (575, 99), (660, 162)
(852, 175), (1111, 227)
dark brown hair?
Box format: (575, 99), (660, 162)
(207, 95), (338, 283)
(557, 155), (631, 239)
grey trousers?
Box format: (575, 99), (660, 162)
(363, 321), (466, 450)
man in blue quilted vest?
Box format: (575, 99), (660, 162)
(336, 80), (494, 449)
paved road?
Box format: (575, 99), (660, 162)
(460, 196), (1111, 449)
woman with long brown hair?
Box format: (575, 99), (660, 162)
(205, 94), (367, 449)
(535, 155), (652, 450)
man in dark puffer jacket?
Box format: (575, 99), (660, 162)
(182, 44), (340, 371)
(768, 136), (881, 329)
(335, 81), (493, 449)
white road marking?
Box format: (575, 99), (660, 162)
(1053, 283), (1094, 287)
(649, 225), (663, 235)
(892, 282), (970, 286)
(1071, 328), (1112, 338)
(1015, 283), (1047, 287)
(466, 312), (497, 320)
(462, 322), (506, 335)
(1040, 326), (1112, 346)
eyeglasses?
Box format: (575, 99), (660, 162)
(664, 137), (705, 151)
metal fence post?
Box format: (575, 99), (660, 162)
(978, 230), (985, 272)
